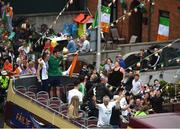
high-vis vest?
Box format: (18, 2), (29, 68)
(0, 76), (9, 89)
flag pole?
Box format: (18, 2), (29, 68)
(96, 0), (101, 72)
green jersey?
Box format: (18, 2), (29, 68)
(79, 83), (86, 96)
(48, 55), (63, 76)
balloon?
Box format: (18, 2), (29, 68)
(62, 47), (69, 55)
(51, 39), (57, 48)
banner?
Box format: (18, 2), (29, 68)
(7, 103), (56, 128)
(157, 17), (170, 41)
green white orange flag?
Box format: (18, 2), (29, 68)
(157, 17), (170, 41)
(93, 5), (111, 32)
(69, 54), (78, 77)
(62, 54), (78, 77)
(101, 5), (111, 32)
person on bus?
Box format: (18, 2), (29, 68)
(48, 47), (63, 97)
(37, 52), (50, 92)
(67, 96), (83, 119)
(94, 95), (122, 128)
(67, 79), (83, 104)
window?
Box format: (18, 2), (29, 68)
(159, 10), (169, 18)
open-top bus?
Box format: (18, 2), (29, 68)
(4, 75), (90, 128)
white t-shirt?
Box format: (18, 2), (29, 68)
(97, 102), (116, 127)
(120, 97), (129, 116)
(67, 89), (83, 104)
(80, 40), (90, 52)
(41, 60), (48, 80)
(131, 79), (142, 95)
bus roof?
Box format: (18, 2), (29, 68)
(129, 113), (180, 128)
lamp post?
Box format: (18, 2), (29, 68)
(96, 0), (102, 72)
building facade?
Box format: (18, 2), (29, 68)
(87, 0), (180, 43)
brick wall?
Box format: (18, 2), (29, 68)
(150, 0), (180, 41)
(87, 0), (180, 42)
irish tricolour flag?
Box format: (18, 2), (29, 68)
(157, 17), (170, 41)
(93, 6), (111, 32)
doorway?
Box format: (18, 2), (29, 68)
(129, 0), (143, 42)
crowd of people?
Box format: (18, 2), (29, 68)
(0, 1), (171, 128)
(66, 56), (165, 128)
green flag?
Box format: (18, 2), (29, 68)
(93, 11), (98, 28)
(2, 11), (7, 23)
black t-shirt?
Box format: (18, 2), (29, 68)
(108, 68), (123, 88)
(150, 96), (164, 113)
(125, 76), (134, 92)
(89, 83), (112, 103)
(110, 105), (121, 126)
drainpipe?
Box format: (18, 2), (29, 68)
(148, 0), (152, 41)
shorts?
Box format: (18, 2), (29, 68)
(41, 79), (49, 91)
(48, 76), (62, 87)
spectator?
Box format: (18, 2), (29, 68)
(119, 89), (133, 120)
(79, 75), (87, 97)
(20, 64), (28, 75)
(134, 98), (142, 111)
(131, 74), (143, 96)
(0, 70), (10, 92)
(116, 54), (126, 69)
(153, 79), (162, 91)
(3, 58), (13, 72)
(90, 74), (112, 103)
(5, 2), (13, 32)
(108, 61), (125, 92)
(18, 42), (31, 55)
(95, 95), (121, 128)
(67, 96), (82, 119)
(79, 35), (90, 53)
(13, 64), (21, 76)
(134, 105), (148, 117)
(150, 90), (164, 113)
(144, 92), (151, 106)
(1, 1), (6, 21)
(125, 70), (134, 92)
(110, 96), (121, 129)
(27, 61), (36, 74)
(104, 58), (114, 73)
(87, 95), (98, 117)
(43, 39), (54, 54)
(79, 64), (88, 77)
(67, 36), (77, 53)
(67, 80), (83, 104)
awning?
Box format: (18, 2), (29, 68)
(74, 13), (93, 24)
